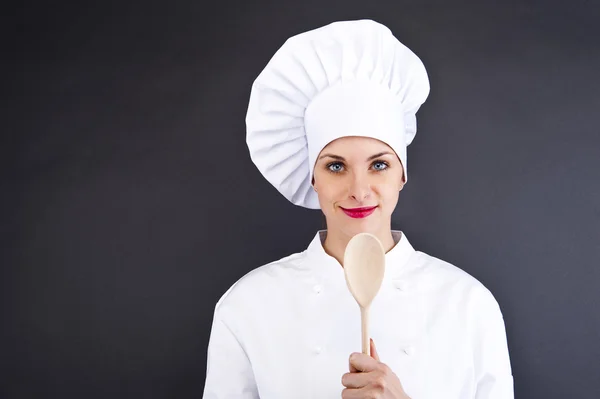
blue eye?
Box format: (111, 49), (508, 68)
(327, 162), (344, 173)
(373, 161), (389, 171)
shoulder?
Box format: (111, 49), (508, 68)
(410, 250), (502, 313)
(213, 249), (308, 314)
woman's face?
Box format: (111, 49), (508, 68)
(312, 136), (405, 237)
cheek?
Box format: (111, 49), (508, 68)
(376, 183), (401, 203)
(317, 185), (342, 204)
(315, 180), (347, 210)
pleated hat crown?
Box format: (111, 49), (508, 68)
(246, 19), (430, 209)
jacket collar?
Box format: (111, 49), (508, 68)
(304, 230), (416, 282)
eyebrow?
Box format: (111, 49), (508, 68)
(318, 151), (394, 161)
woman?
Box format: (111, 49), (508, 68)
(203, 20), (513, 399)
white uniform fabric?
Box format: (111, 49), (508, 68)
(246, 19), (430, 209)
(203, 231), (514, 399)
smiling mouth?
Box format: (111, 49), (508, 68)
(341, 206), (377, 211)
(340, 206), (377, 219)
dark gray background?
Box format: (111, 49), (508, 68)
(2, 0), (599, 398)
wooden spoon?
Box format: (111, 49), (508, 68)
(343, 233), (386, 356)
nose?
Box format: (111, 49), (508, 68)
(348, 171), (372, 203)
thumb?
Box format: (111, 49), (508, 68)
(370, 338), (380, 362)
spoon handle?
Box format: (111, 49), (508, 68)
(361, 306), (370, 356)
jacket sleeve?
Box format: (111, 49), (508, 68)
(202, 304), (259, 399)
(473, 288), (515, 399)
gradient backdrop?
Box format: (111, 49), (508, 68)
(2, 0), (600, 398)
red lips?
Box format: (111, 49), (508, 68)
(340, 206), (377, 219)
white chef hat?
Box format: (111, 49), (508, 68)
(246, 19), (430, 209)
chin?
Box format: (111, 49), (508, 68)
(339, 218), (381, 237)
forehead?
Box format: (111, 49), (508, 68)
(321, 136), (393, 153)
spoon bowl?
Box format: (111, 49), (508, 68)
(343, 233), (386, 355)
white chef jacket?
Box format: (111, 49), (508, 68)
(203, 230), (514, 399)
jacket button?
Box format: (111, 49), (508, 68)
(403, 346), (416, 356)
(313, 285), (322, 294)
(314, 346), (322, 354)
(393, 280), (408, 291)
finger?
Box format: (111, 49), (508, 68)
(341, 386), (370, 399)
(370, 338), (381, 362)
(348, 353), (360, 373)
(349, 358), (359, 373)
(341, 371), (371, 389)
(349, 352), (379, 372)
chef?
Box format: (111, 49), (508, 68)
(202, 19), (514, 399)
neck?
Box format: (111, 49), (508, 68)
(322, 224), (397, 267)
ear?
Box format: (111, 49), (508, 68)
(399, 173), (405, 191)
